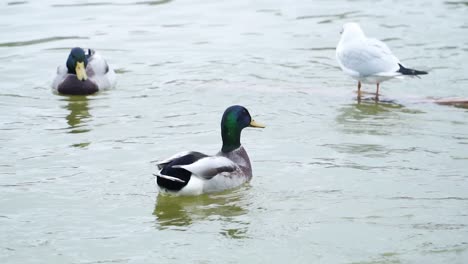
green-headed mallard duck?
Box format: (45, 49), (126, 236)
(52, 47), (116, 95)
(155, 105), (265, 196)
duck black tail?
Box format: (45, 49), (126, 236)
(397, 63), (428, 75)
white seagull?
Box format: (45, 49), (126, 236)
(336, 22), (428, 100)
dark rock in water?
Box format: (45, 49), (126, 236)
(434, 98), (468, 109)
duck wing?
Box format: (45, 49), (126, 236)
(51, 65), (68, 90)
(172, 156), (237, 180)
(156, 151), (206, 170)
(87, 50), (110, 76)
(85, 50), (116, 90)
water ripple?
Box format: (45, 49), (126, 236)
(296, 11), (360, 20)
(7, 1), (27, 5)
(0, 36), (88, 47)
(51, 0), (172, 7)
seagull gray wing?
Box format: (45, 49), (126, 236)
(337, 38), (400, 77)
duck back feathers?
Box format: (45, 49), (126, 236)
(158, 152), (208, 191)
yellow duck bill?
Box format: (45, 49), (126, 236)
(75, 61), (88, 81)
(250, 120), (265, 128)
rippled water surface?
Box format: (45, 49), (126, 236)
(1, 0), (468, 263)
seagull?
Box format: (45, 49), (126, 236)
(336, 22), (428, 101)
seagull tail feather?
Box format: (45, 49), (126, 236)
(397, 63), (428, 76)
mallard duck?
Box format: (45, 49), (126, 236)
(336, 22), (427, 101)
(52, 47), (116, 95)
(155, 105), (265, 196)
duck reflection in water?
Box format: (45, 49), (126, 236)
(62, 95), (92, 134)
(153, 188), (250, 238)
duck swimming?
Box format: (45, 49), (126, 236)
(52, 47), (116, 95)
(155, 105), (265, 196)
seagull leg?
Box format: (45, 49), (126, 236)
(375, 83), (380, 101)
(357, 81), (362, 100)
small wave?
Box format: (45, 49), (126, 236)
(0, 36), (88, 47)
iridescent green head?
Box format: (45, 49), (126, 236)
(66, 47), (88, 81)
(221, 105), (265, 153)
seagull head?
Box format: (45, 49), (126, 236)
(340, 22), (366, 41)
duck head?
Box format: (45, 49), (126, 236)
(221, 105), (265, 153)
(66, 47), (88, 81)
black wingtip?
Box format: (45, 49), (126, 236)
(397, 63), (428, 75)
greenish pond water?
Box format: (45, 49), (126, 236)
(1, 0), (468, 263)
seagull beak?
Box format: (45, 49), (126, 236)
(250, 120), (265, 128)
(75, 61), (88, 81)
